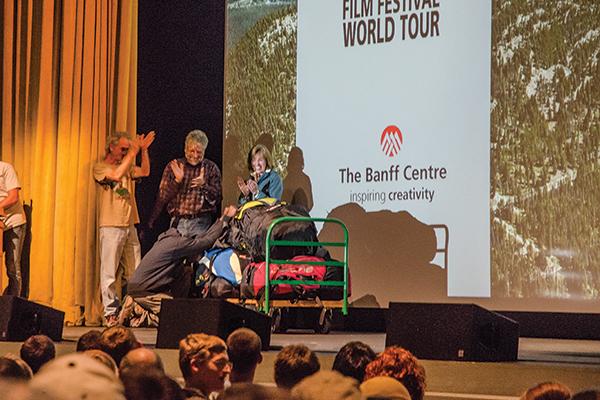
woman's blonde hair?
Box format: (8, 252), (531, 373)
(247, 144), (273, 172)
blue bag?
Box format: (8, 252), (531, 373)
(198, 248), (244, 286)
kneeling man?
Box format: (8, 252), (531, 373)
(119, 205), (236, 327)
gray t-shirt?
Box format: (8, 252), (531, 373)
(0, 161), (26, 229)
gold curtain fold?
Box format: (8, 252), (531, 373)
(1, 0), (138, 325)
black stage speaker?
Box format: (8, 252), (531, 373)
(156, 299), (271, 350)
(0, 296), (64, 341)
(386, 303), (519, 361)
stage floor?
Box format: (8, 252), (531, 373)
(2, 328), (599, 400)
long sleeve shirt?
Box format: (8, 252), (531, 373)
(149, 158), (222, 225)
(238, 169), (283, 205)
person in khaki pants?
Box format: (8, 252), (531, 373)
(93, 131), (155, 326)
(0, 161), (27, 297)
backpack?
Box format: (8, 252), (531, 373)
(227, 200), (318, 261)
(193, 248), (249, 298)
(240, 255), (327, 299)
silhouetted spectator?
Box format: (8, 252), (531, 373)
(76, 329), (103, 352)
(120, 347), (164, 375)
(521, 381), (571, 400)
(99, 326), (142, 366)
(364, 346), (426, 400)
(20, 335), (55, 374)
(0, 357), (32, 381)
(332, 341), (376, 383)
(0, 378), (31, 400)
(29, 353), (126, 399)
(121, 367), (184, 400)
(360, 376), (411, 400)
(572, 389), (600, 400)
(226, 328), (263, 384)
(222, 383), (289, 400)
(291, 370), (361, 400)
(274, 344), (320, 390)
(83, 349), (118, 375)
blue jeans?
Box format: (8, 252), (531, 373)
(3, 224), (26, 296)
(171, 214), (213, 238)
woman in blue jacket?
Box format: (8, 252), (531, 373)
(237, 144), (283, 205)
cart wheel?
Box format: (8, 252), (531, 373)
(315, 308), (332, 334)
(270, 308), (288, 333)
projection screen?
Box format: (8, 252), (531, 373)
(223, 0), (600, 312)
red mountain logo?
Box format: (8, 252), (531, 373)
(380, 125), (403, 157)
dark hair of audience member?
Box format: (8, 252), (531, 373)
(120, 367), (184, 400)
(99, 326), (142, 366)
(227, 328), (262, 382)
(364, 346), (426, 400)
(19, 334), (56, 374)
(332, 341), (376, 383)
(83, 349), (118, 375)
(274, 344), (320, 389)
(76, 329), (103, 352)
(0, 357), (32, 381)
(521, 381), (572, 400)
(572, 390), (600, 400)
(222, 382), (289, 400)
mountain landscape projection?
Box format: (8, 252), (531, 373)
(491, 1), (600, 299)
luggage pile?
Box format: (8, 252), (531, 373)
(190, 199), (350, 322)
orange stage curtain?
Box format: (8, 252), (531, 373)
(1, 0), (138, 325)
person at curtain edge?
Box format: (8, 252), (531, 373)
(0, 161), (27, 297)
(148, 130), (222, 238)
(237, 144), (282, 205)
(93, 131), (155, 326)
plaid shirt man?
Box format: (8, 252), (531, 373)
(149, 158), (222, 224)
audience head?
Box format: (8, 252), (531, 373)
(0, 356), (32, 381)
(572, 390), (600, 400)
(179, 333), (231, 395)
(83, 349), (118, 375)
(99, 326), (141, 366)
(274, 344), (320, 389)
(332, 341), (376, 383)
(291, 370), (361, 400)
(521, 381), (572, 400)
(76, 329), (103, 352)
(364, 346), (426, 400)
(222, 383), (289, 400)
(0, 378), (31, 400)
(20, 335), (56, 374)
(226, 328), (263, 383)
(120, 347), (164, 375)
(29, 353), (125, 400)
(361, 376), (412, 400)
(120, 367), (184, 400)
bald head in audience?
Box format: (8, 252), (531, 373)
(120, 347), (164, 375)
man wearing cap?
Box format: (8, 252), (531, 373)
(0, 161), (27, 297)
(179, 333), (232, 399)
(148, 129), (222, 237)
